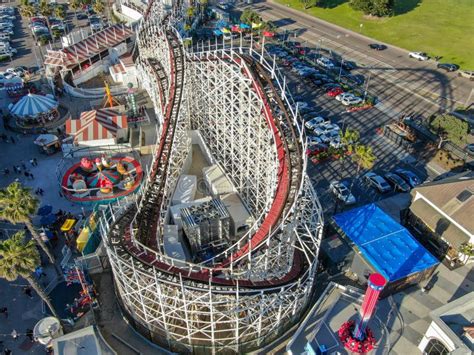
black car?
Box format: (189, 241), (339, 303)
(76, 12), (88, 20)
(341, 74), (364, 85)
(341, 60), (357, 71)
(437, 63), (459, 72)
(369, 43), (387, 50)
(384, 173), (411, 192)
(322, 83), (341, 91)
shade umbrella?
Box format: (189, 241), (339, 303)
(86, 169), (120, 188)
(9, 93), (58, 117)
(37, 205), (53, 216)
(40, 214), (57, 226)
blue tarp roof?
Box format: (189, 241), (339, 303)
(333, 203), (439, 282)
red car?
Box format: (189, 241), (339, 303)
(327, 87), (344, 97)
(306, 144), (328, 157)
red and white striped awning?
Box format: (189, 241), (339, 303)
(44, 24), (134, 70)
(66, 108), (128, 142)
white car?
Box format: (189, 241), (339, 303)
(408, 52), (429, 61)
(313, 123), (339, 136)
(305, 116), (328, 130)
(307, 135), (323, 146)
(341, 96), (363, 106)
(317, 57), (335, 69)
(363, 172), (391, 193)
(335, 92), (355, 102)
(329, 181), (356, 205)
(296, 101), (309, 110)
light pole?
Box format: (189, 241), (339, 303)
(363, 72), (372, 103)
(338, 58), (344, 82)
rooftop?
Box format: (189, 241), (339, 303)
(333, 203), (439, 282)
(430, 292), (474, 354)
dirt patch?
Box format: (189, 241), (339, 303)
(430, 149), (465, 170)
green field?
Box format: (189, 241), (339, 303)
(274, 0), (474, 69)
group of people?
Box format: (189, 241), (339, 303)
(3, 160), (37, 180)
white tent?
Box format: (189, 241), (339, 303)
(52, 326), (116, 355)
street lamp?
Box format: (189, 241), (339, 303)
(338, 58), (344, 82)
(363, 72), (372, 103)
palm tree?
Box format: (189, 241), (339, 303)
(347, 144), (376, 196)
(0, 182), (61, 276)
(0, 231), (61, 319)
(92, 0), (105, 15)
(19, 4), (36, 18)
(337, 128), (360, 178)
(69, 0), (81, 18)
(38, 0), (52, 35)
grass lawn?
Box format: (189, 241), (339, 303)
(273, 0), (474, 69)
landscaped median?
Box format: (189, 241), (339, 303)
(273, 0), (474, 69)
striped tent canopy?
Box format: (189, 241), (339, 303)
(66, 107), (128, 142)
(9, 93), (58, 117)
(44, 24), (134, 70)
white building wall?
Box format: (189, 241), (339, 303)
(418, 321), (457, 353)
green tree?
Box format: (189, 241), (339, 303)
(0, 231), (61, 319)
(459, 242), (474, 256)
(336, 128), (360, 178)
(0, 183), (61, 276)
(240, 9), (262, 25)
(299, 0), (322, 10)
(186, 6), (195, 19)
(38, 0), (52, 31)
(54, 5), (66, 19)
(19, 4), (36, 18)
(352, 144), (376, 173)
(92, 0), (105, 15)
(350, 0), (394, 17)
(430, 114), (468, 147)
(69, 0), (81, 13)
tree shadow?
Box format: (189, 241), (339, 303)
(393, 0), (422, 16)
(317, 0), (348, 9)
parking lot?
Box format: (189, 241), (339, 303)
(261, 41), (431, 217)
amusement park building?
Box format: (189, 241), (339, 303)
(96, 1), (324, 353)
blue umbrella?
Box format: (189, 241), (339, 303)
(37, 205), (53, 216)
(40, 214), (57, 226)
(9, 93), (58, 117)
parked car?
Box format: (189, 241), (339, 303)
(394, 169), (421, 188)
(317, 57), (335, 69)
(340, 60), (357, 71)
(327, 87), (344, 97)
(409, 52), (429, 61)
(322, 83), (341, 91)
(307, 135), (324, 146)
(369, 43), (386, 50)
(89, 15), (103, 31)
(363, 172), (391, 193)
(306, 143), (328, 157)
(341, 96), (362, 106)
(335, 93), (355, 102)
(384, 173), (411, 192)
(329, 181), (356, 205)
(0, 28), (13, 35)
(76, 12), (88, 20)
(313, 123), (340, 136)
(458, 70), (474, 81)
(305, 116), (329, 130)
(437, 63), (459, 72)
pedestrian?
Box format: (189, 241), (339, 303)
(39, 188), (44, 195)
(0, 307), (8, 318)
(35, 266), (47, 279)
(33, 158), (38, 166)
(23, 286), (33, 298)
(10, 136), (15, 144)
(21, 162), (26, 170)
(24, 171), (30, 179)
(26, 328), (34, 341)
(3, 168), (9, 175)
(11, 329), (18, 340)
(29, 158), (35, 166)
(30, 172), (35, 180)
(59, 190), (63, 198)
(4, 348), (12, 355)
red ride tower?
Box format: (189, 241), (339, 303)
(338, 273), (387, 353)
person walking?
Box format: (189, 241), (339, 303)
(30, 158), (35, 166)
(4, 348), (12, 355)
(0, 307), (8, 318)
(24, 171), (30, 179)
(33, 158), (38, 166)
(11, 329), (18, 340)
(21, 162), (27, 170)
(9, 136), (15, 144)
(30, 172), (35, 180)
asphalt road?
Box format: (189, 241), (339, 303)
(244, 0), (474, 117)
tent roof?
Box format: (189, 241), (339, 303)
(333, 203), (439, 282)
(65, 107), (128, 142)
(10, 93), (58, 117)
(44, 24), (134, 70)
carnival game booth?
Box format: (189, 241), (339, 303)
(333, 204), (439, 297)
(8, 93), (59, 128)
(60, 153), (143, 203)
(63, 107), (130, 154)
